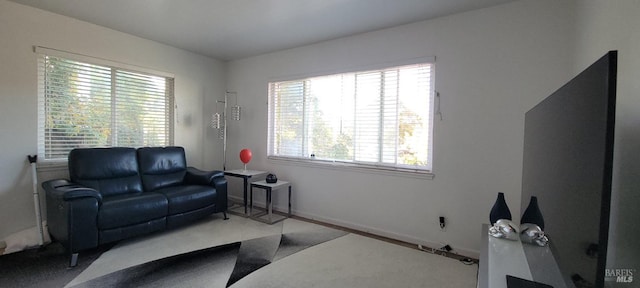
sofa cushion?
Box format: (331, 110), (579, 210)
(98, 192), (168, 230)
(138, 147), (187, 192)
(69, 148), (143, 197)
(154, 185), (217, 215)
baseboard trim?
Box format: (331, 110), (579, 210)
(293, 210), (479, 260)
(228, 195), (479, 259)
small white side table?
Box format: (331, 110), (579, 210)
(249, 180), (292, 224)
(224, 169), (268, 216)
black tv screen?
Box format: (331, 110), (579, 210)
(521, 51), (617, 287)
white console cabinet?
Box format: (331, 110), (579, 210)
(478, 224), (567, 288)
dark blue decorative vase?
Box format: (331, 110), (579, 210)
(490, 192), (512, 225)
(521, 196), (545, 230)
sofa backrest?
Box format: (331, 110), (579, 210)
(69, 147), (143, 197)
(137, 146), (187, 192)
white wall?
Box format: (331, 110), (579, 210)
(0, 0), (226, 241)
(572, 0), (640, 272)
(226, 0), (575, 256)
(8, 0), (633, 263)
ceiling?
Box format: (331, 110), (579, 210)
(10, 0), (515, 61)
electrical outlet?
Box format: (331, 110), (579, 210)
(439, 216), (446, 231)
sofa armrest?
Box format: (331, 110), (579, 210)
(42, 179), (100, 255)
(42, 179), (102, 203)
(185, 167), (227, 212)
(185, 167), (224, 186)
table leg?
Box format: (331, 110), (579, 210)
(243, 177), (248, 214)
(267, 188), (272, 224)
(288, 185), (292, 217)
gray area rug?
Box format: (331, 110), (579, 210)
(0, 242), (112, 288)
(70, 242), (241, 288)
(20, 215), (477, 288)
(69, 222), (347, 287)
(2, 216), (479, 288)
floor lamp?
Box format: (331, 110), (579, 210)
(211, 91), (240, 170)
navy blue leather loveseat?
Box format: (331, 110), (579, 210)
(42, 146), (227, 266)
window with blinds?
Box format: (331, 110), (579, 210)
(37, 53), (174, 161)
(268, 63), (434, 172)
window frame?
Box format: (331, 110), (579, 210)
(35, 46), (175, 163)
(267, 58), (436, 177)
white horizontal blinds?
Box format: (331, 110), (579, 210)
(270, 80), (306, 157)
(354, 71), (382, 163)
(165, 79), (175, 144)
(306, 74), (353, 160)
(381, 69), (399, 164)
(114, 70), (170, 147)
(268, 62), (434, 171)
(37, 52), (174, 161)
(336, 74), (356, 161)
(396, 64), (433, 168)
(40, 55), (113, 160)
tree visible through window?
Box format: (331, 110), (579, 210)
(38, 54), (174, 161)
(268, 63), (434, 171)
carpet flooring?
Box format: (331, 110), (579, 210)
(0, 214), (478, 288)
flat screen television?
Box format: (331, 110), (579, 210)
(521, 51), (617, 288)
